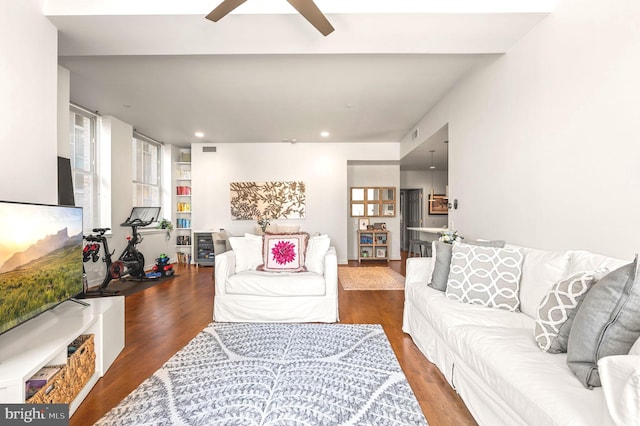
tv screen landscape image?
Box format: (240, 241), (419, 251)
(0, 201), (83, 335)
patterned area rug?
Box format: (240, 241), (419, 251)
(96, 323), (427, 425)
(339, 266), (405, 290)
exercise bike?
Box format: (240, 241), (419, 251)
(83, 207), (161, 295)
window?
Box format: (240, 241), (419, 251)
(132, 133), (161, 208)
(69, 105), (99, 230)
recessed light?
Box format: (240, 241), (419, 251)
(194, 131), (204, 138)
(320, 131), (330, 138)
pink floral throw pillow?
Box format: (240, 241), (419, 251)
(258, 232), (309, 272)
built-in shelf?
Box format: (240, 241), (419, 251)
(0, 297), (124, 416)
(175, 150), (192, 264)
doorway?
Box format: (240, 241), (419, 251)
(400, 188), (423, 251)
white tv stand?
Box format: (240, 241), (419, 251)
(0, 296), (124, 415)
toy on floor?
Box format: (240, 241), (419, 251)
(152, 253), (175, 277)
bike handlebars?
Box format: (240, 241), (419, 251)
(120, 218), (154, 227)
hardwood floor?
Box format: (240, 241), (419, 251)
(70, 255), (477, 426)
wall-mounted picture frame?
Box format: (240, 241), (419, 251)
(358, 218), (370, 230)
(428, 194), (448, 215)
(230, 181), (305, 220)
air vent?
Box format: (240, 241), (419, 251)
(202, 146), (217, 153)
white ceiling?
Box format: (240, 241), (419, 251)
(46, 0), (556, 169)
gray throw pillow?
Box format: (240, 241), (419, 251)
(567, 256), (640, 388)
(445, 242), (523, 311)
(429, 239), (506, 292)
(430, 242), (452, 291)
(468, 240), (507, 248)
(534, 270), (607, 353)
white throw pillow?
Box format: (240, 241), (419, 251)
(228, 235), (263, 273)
(276, 224), (301, 233)
(305, 234), (330, 275)
(517, 247), (571, 318)
(567, 250), (629, 275)
(598, 355), (640, 425)
(253, 224), (278, 235)
(446, 242), (524, 312)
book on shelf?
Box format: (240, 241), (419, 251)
(176, 186), (191, 195)
(25, 366), (61, 399)
(176, 218), (191, 229)
(176, 252), (192, 264)
(176, 235), (191, 245)
(176, 202), (191, 212)
(177, 170), (191, 179)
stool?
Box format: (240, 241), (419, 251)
(408, 240), (431, 257)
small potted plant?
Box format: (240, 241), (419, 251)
(257, 215), (270, 233)
(439, 230), (463, 244)
(158, 218), (173, 240)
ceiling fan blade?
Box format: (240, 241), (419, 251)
(286, 0), (335, 36)
(205, 0), (248, 22)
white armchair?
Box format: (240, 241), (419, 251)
(214, 246), (339, 323)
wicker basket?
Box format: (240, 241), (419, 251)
(67, 334), (96, 394)
(27, 334), (95, 404)
(26, 365), (66, 404)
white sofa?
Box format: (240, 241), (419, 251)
(403, 244), (640, 426)
(214, 245), (339, 323)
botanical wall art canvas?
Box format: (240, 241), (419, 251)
(230, 181), (306, 220)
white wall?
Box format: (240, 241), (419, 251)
(57, 66), (71, 158)
(191, 142), (400, 264)
(104, 116), (134, 229)
(401, 0), (640, 260)
(401, 170), (449, 228)
(347, 164), (401, 260)
(0, 0), (58, 204)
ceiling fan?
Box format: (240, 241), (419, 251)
(205, 0), (335, 36)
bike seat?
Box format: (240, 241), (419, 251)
(92, 227), (111, 234)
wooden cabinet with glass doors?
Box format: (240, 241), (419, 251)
(350, 187), (396, 217)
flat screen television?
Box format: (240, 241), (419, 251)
(0, 200), (83, 335)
